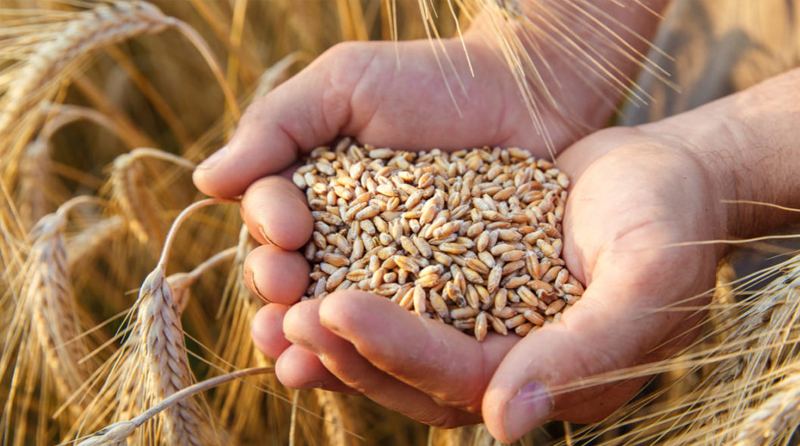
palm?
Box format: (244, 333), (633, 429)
(490, 128), (724, 424)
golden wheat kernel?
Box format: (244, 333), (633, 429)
(504, 275), (531, 289)
(502, 314), (526, 329)
(487, 314), (507, 335)
(419, 264), (443, 277)
(323, 253), (349, 267)
(451, 306), (479, 320)
(474, 312), (489, 342)
(521, 309), (544, 326)
(555, 268), (570, 288)
(394, 256), (419, 274)
(461, 267), (484, 285)
(442, 281), (461, 301)
(537, 289), (558, 306)
(451, 265), (467, 289)
(412, 285), (427, 315)
(563, 277), (585, 296)
(490, 287), (507, 310)
(428, 290), (449, 317)
(346, 269), (370, 282)
(381, 271), (397, 283)
(466, 221), (485, 238)
(499, 249), (525, 263)
(545, 299), (566, 316)
(452, 319), (475, 331)
(436, 242), (465, 255)
(517, 286), (540, 307)
(375, 233), (390, 246)
(501, 260), (525, 276)
(376, 283), (401, 297)
(540, 265), (562, 283)
(367, 148), (392, 159)
(491, 305), (517, 318)
(529, 278), (555, 293)
(464, 285), (479, 308)
(465, 257), (490, 275)
(326, 267), (348, 291)
(376, 246), (396, 260)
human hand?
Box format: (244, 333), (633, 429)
(250, 121), (731, 441)
(250, 67), (800, 441)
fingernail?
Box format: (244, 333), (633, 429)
(196, 145), (228, 170)
(258, 225), (285, 250)
(246, 268), (271, 304)
(503, 382), (553, 441)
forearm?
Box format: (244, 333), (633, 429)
(641, 67), (800, 238)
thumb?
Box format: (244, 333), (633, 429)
(192, 41), (378, 198)
(481, 241), (714, 442)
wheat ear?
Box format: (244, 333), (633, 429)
(0, 1), (239, 188)
(0, 2), (173, 185)
(74, 367), (273, 446)
(1, 196), (104, 443)
(107, 148), (196, 248)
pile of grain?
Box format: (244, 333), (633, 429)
(295, 139), (583, 341)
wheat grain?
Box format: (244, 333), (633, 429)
(300, 140), (580, 341)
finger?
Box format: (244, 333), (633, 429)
(275, 345), (357, 395)
(482, 236), (716, 443)
(244, 243), (310, 305)
(284, 299), (478, 428)
(251, 304), (292, 359)
(192, 42), (380, 198)
(553, 313), (702, 424)
(318, 291), (516, 412)
(551, 308), (703, 423)
(193, 38), (534, 198)
(240, 176), (313, 251)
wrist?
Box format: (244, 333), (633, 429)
(641, 68), (800, 239)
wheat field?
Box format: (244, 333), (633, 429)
(1, 1), (799, 445)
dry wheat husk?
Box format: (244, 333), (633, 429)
(560, 251), (800, 446)
(0, 198), (101, 444)
(106, 148), (197, 250)
(74, 200), (231, 446)
(298, 139), (581, 341)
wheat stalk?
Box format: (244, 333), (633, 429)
(313, 390), (361, 446)
(134, 268), (223, 446)
(74, 366), (273, 446)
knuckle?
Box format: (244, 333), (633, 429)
(419, 408), (469, 430)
